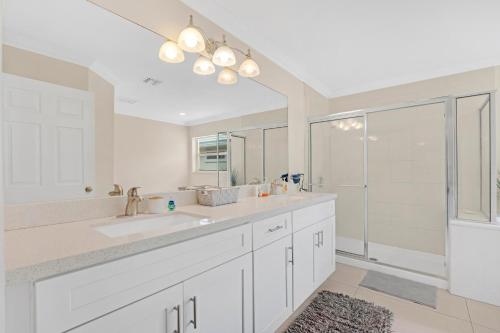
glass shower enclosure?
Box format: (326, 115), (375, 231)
(217, 124), (288, 187)
(309, 93), (496, 278)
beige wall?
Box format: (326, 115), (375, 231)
(88, 71), (115, 196)
(3, 45), (88, 90)
(325, 67), (496, 116)
(189, 108), (287, 138)
(114, 114), (190, 193)
(2, 45), (115, 197)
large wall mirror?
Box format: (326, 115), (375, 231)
(2, 0), (288, 203)
(214, 124), (288, 187)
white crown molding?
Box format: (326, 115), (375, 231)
(328, 56), (500, 99)
(3, 28), (93, 68)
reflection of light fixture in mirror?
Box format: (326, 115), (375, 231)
(158, 40), (185, 63)
(238, 49), (260, 78)
(193, 56), (215, 75)
(179, 112), (186, 116)
(218, 68), (238, 85)
(177, 15), (206, 53)
(212, 35), (236, 67)
(156, 15), (260, 83)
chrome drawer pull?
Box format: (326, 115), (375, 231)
(268, 225), (283, 233)
(287, 246), (294, 264)
(173, 305), (181, 333)
(190, 296), (198, 329)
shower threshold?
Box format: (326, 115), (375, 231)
(336, 237), (446, 278)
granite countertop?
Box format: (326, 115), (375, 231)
(5, 192), (337, 286)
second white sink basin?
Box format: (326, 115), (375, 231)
(94, 213), (211, 238)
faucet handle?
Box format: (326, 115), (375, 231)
(127, 186), (142, 197)
(108, 184), (123, 196)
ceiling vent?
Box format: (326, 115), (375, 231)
(119, 97), (138, 104)
(143, 77), (163, 86)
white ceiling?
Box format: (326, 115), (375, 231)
(3, 0), (287, 125)
(182, 0), (500, 98)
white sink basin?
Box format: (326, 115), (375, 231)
(94, 213), (211, 238)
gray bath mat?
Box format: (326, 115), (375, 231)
(360, 271), (437, 308)
(285, 291), (393, 333)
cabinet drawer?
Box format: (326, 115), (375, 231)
(253, 213), (292, 249)
(35, 224), (252, 333)
(68, 284), (183, 333)
(292, 200), (335, 232)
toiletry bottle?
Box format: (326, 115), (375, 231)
(168, 199), (176, 212)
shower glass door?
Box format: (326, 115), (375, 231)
(366, 103), (447, 277)
(310, 117), (365, 256)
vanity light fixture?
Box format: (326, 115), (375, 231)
(177, 15), (206, 53)
(158, 40), (185, 63)
(179, 112), (187, 116)
(212, 35), (236, 67)
(157, 15), (260, 85)
(218, 68), (238, 85)
(193, 56), (215, 75)
(238, 49), (260, 78)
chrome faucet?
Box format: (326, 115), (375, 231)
(125, 187), (143, 216)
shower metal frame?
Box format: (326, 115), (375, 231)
(217, 122), (288, 187)
(307, 91), (496, 279)
(454, 92), (497, 222)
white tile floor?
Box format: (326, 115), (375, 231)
(277, 263), (500, 333)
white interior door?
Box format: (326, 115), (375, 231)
(3, 74), (94, 203)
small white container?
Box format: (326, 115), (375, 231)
(147, 196), (165, 214)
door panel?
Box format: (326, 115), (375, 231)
(292, 224), (315, 310)
(183, 253), (253, 333)
(313, 218), (334, 286)
(254, 235), (292, 333)
(367, 103), (447, 277)
(3, 74), (94, 203)
(310, 117), (365, 255)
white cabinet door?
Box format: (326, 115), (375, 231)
(254, 235), (293, 333)
(313, 218), (335, 288)
(292, 218), (335, 310)
(292, 223), (315, 310)
(69, 284), (183, 333)
(3, 74), (94, 203)
(183, 253), (253, 333)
